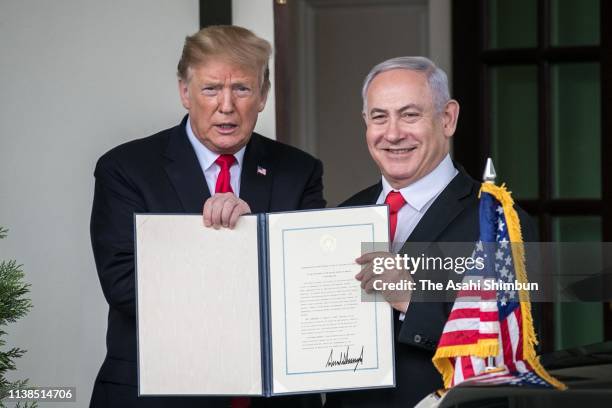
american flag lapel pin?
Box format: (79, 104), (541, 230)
(257, 166), (267, 176)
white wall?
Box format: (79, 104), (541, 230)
(233, 0), (277, 140)
(0, 1), (198, 406)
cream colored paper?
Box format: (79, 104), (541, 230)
(267, 206), (394, 394)
(135, 214), (262, 396)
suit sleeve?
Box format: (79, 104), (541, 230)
(90, 155), (145, 319)
(397, 302), (450, 351)
(297, 158), (326, 210)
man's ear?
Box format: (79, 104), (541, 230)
(178, 79), (191, 110)
(362, 111), (368, 126)
(442, 100), (460, 138)
(258, 85), (269, 112)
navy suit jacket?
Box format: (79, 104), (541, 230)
(327, 167), (537, 408)
(90, 117), (325, 407)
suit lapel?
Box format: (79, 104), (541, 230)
(363, 182), (383, 205)
(163, 118), (211, 213)
(340, 182), (382, 207)
(402, 169), (477, 249)
(239, 134), (274, 213)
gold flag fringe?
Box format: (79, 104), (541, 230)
(432, 183), (566, 390)
(479, 183), (566, 390)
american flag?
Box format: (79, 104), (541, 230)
(432, 183), (565, 390)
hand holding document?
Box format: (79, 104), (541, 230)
(135, 206), (395, 397)
(202, 192), (251, 229)
(355, 251), (414, 313)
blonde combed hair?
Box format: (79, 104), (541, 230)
(177, 25), (272, 94)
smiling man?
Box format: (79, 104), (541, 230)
(326, 57), (535, 408)
(89, 26), (325, 408)
(364, 66), (458, 193)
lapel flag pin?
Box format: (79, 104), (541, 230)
(257, 166), (267, 176)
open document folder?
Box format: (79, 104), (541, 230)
(135, 206), (395, 396)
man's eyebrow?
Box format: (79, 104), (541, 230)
(397, 104), (422, 112)
(369, 104), (423, 116)
(369, 108), (388, 116)
(200, 81), (222, 87)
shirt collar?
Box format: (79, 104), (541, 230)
(381, 154), (457, 212)
(185, 116), (246, 171)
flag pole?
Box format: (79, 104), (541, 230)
(483, 157), (498, 371)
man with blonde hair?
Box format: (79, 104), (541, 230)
(90, 25), (325, 408)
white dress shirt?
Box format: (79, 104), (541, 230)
(185, 117), (246, 196)
(376, 154), (457, 319)
(377, 154), (458, 253)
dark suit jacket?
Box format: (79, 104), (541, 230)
(326, 167), (537, 408)
(90, 117), (325, 408)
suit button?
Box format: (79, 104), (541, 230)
(414, 334), (422, 343)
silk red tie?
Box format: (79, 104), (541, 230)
(214, 154), (236, 193)
(385, 191), (406, 242)
(221, 155), (246, 408)
(231, 397), (250, 408)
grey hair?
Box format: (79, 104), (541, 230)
(361, 56), (450, 114)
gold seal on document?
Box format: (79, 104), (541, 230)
(319, 234), (337, 253)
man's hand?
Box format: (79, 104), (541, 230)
(355, 251), (413, 313)
(202, 193), (251, 229)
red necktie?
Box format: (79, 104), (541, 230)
(232, 397), (250, 408)
(215, 154), (236, 193)
(215, 155), (249, 408)
(385, 191), (406, 242)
